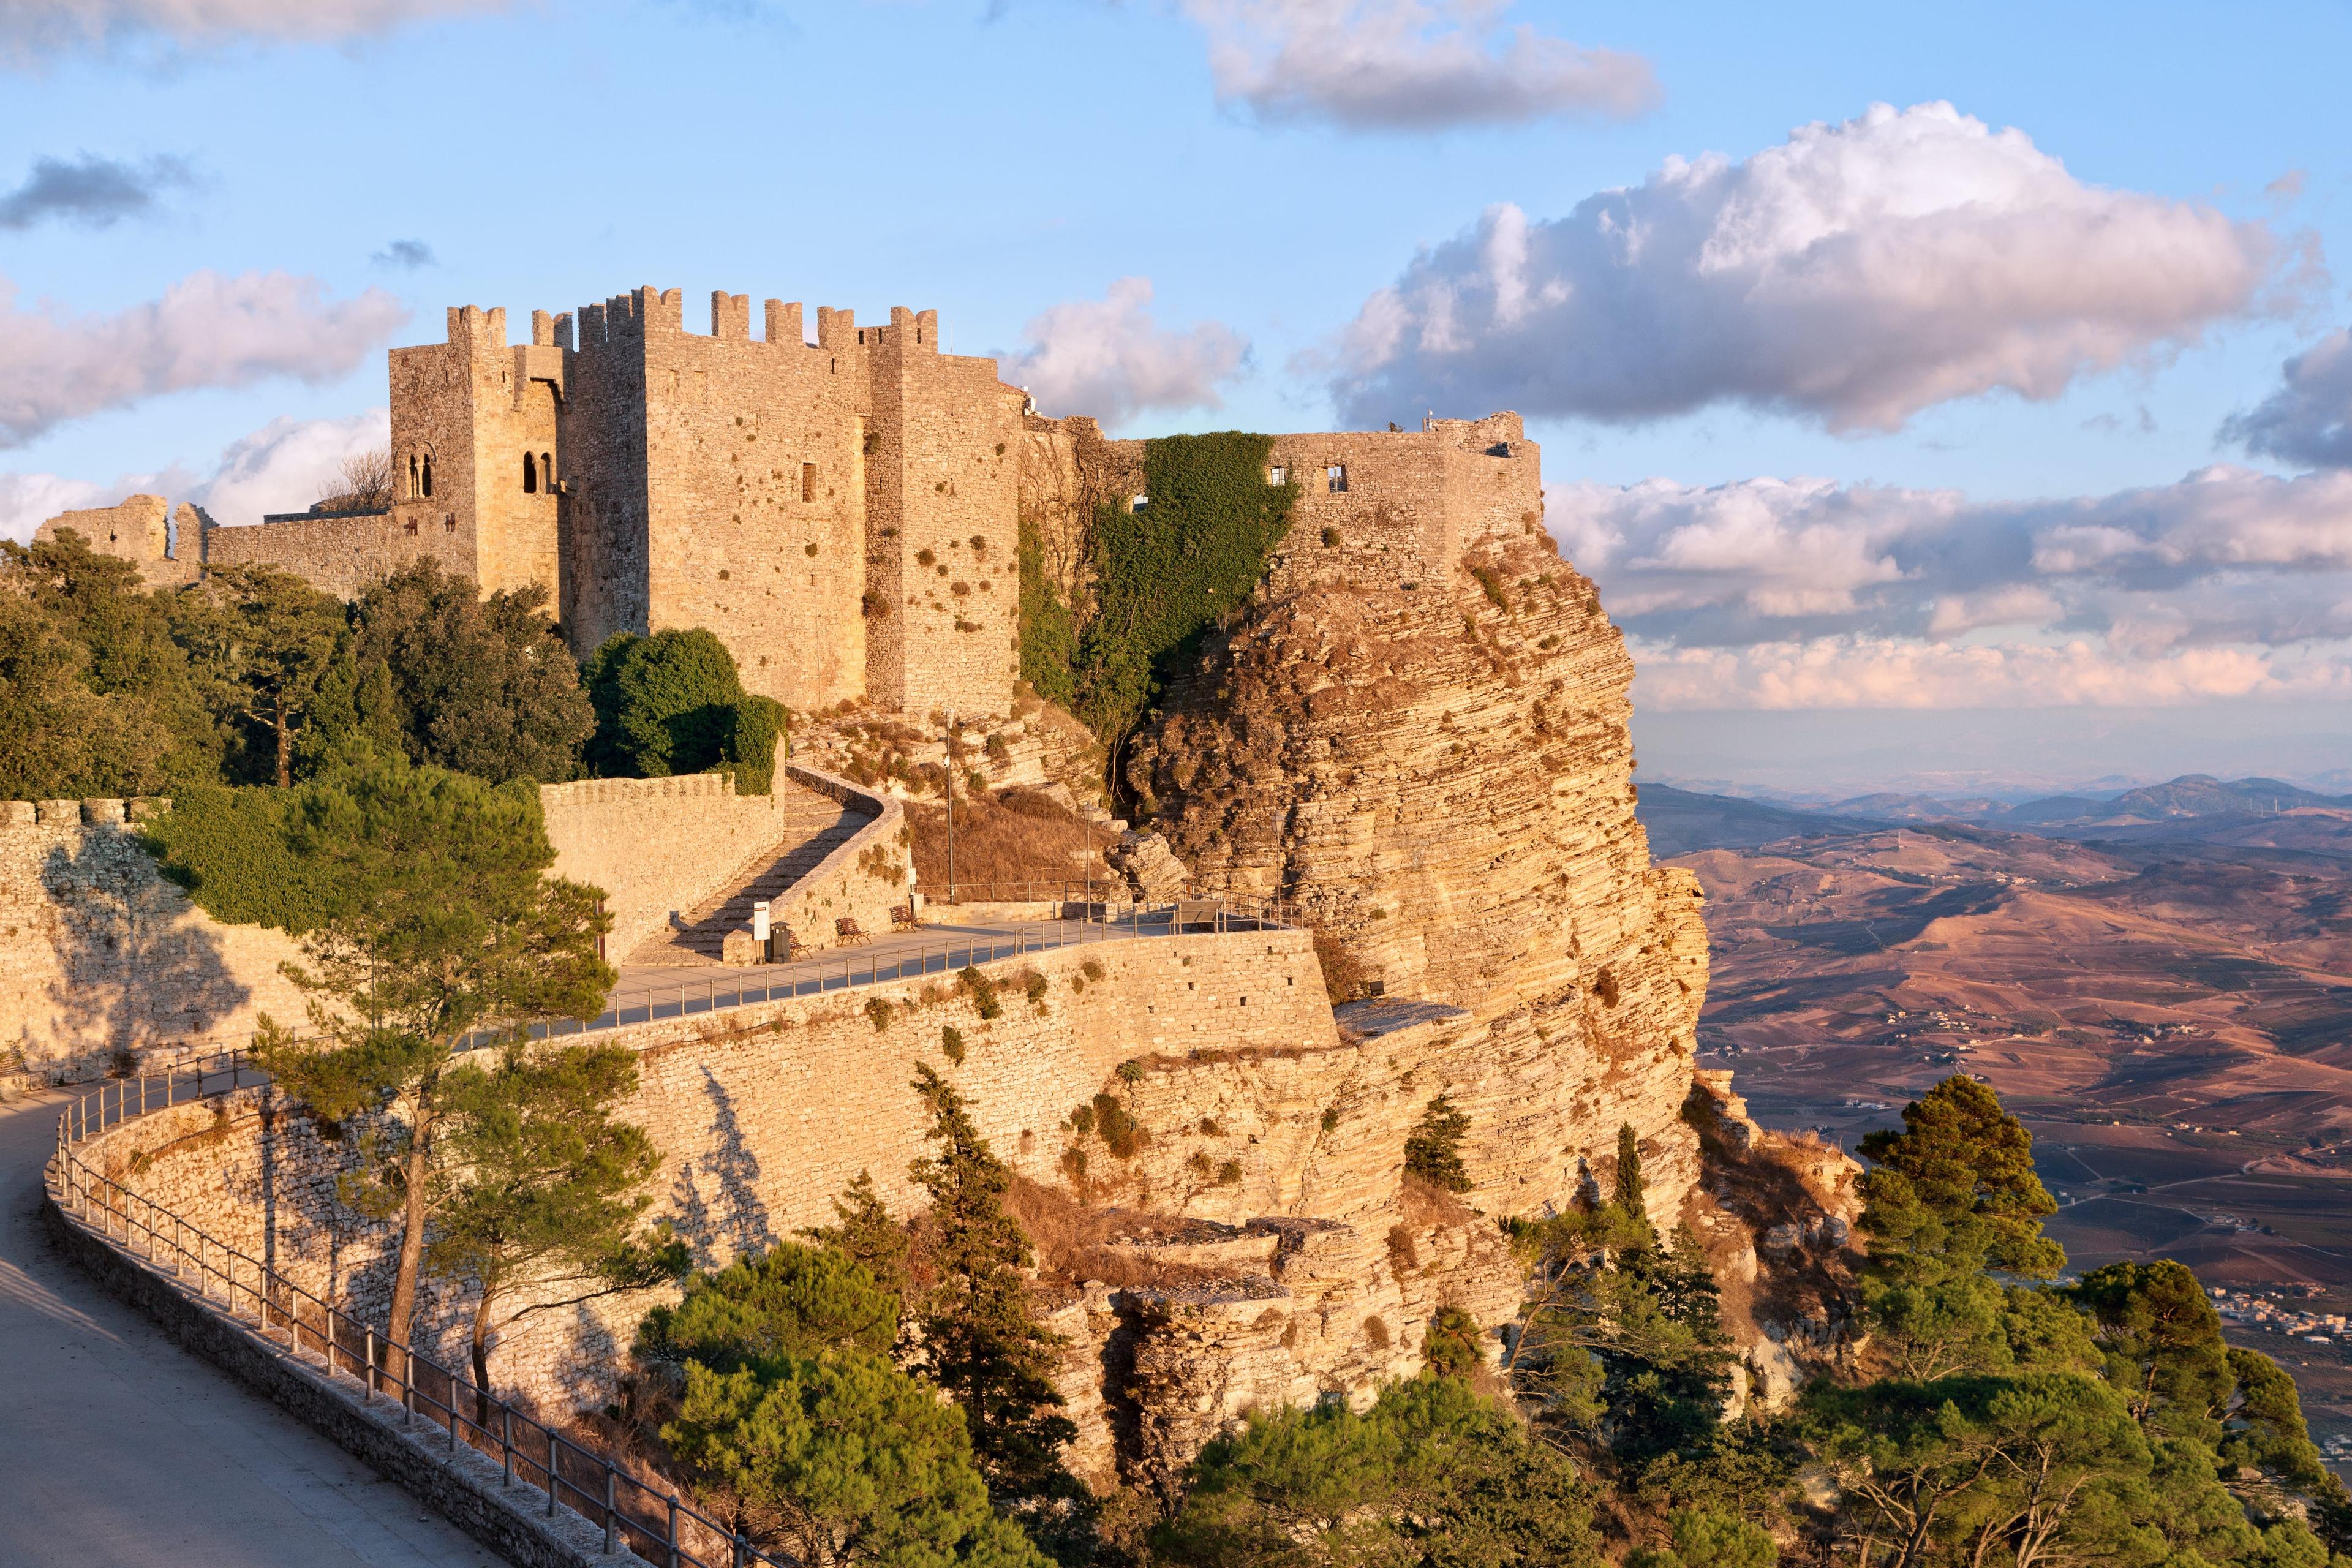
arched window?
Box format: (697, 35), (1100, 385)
(407, 452), (420, 498)
(421, 453), (434, 498)
(541, 452), (553, 492)
(523, 453), (538, 494)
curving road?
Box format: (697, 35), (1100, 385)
(0, 1089), (505, 1568)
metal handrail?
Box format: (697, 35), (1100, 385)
(47, 1055), (782, 1568)
(532, 896), (1302, 1044)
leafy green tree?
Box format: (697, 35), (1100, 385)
(339, 560), (593, 783)
(1857, 1077), (2064, 1379)
(585, 627), (745, 778)
(639, 1242), (902, 1373)
(1627, 1509), (1779, 1568)
(2069, 1261), (2234, 1446)
(426, 1041), (681, 1409)
(1405, 1095), (1474, 1194)
(1155, 1372), (1603, 1568)
(2, 529), (220, 791)
(908, 1063), (1076, 1496)
(0, 581), (175, 798)
(252, 753), (613, 1368)
(173, 564), (345, 786)
(662, 1352), (1049, 1567)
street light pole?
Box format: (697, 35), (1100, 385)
(944, 709), (957, 906)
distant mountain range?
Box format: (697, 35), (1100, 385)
(1640, 774), (2352, 858)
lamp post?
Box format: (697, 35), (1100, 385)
(944, 710), (957, 906)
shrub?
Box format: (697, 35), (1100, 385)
(1091, 1091), (1144, 1159)
(143, 785), (345, 932)
(1364, 1314), (1390, 1350)
(1387, 1223), (1420, 1273)
(957, 964), (1001, 1020)
(941, 1025), (965, 1065)
(1082, 959), (1104, 982)
(1321, 1106), (1340, 1133)
(1216, 1159), (1242, 1185)
(1423, 1305), (1482, 1376)
(1116, 1058), (1145, 1084)
(1312, 927), (1370, 1003)
(722, 694), (786, 794)
(865, 997), (892, 1033)
(1020, 968), (1049, 1005)
(584, 628), (745, 778)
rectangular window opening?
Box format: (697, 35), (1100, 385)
(801, 462), (817, 503)
(1268, 465), (1287, 485)
(1327, 464), (1348, 494)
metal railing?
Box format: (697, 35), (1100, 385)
(47, 1054), (783, 1568)
(535, 896), (1300, 1042)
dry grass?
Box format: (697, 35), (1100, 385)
(1400, 1170), (1477, 1227)
(1004, 1176), (1232, 1291)
(904, 788), (1110, 897)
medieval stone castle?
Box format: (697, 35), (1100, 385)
(37, 284), (1542, 722)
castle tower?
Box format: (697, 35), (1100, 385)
(387, 304), (564, 603)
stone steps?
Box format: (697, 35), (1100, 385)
(625, 782), (865, 966)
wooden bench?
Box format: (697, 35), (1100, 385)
(889, 904), (919, 932)
(835, 917), (873, 946)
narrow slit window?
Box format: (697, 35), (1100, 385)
(523, 453), (537, 494)
(407, 453), (420, 498)
(1326, 464), (1348, 494)
(421, 453), (433, 497)
(542, 451), (553, 491)
(802, 462), (817, 503)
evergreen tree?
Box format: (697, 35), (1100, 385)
(908, 1063), (1076, 1496)
(427, 1041), (682, 1413)
(1404, 1094), (1475, 1194)
(584, 627), (745, 778)
(639, 1241), (902, 1373)
(1616, 1123), (1651, 1238)
(252, 752), (613, 1372)
(800, 1170), (911, 1310)
(2069, 1260), (2234, 1446)
(172, 564), (345, 786)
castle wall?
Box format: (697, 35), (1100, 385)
(631, 288), (869, 711)
(556, 291), (654, 654)
(202, 511), (464, 600)
(0, 801), (307, 1085)
(862, 311), (1023, 720)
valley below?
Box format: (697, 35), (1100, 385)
(1648, 778), (2352, 1451)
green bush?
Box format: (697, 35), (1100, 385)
(584, 628), (745, 778)
(957, 964), (1001, 1021)
(1015, 519), (1077, 708)
(1073, 432), (1296, 742)
(141, 785), (346, 932)
(723, 694), (786, 794)
(1404, 1095), (1474, 1193)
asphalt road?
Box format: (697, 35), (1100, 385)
(0, 1088), (505, 1568)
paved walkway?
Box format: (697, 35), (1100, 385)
(589, 909), (1257, 1033)
(0, 1091), (504, 1568)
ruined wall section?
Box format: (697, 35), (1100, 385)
(202, 511), (464, 600)
(628, 288), (869, 710)
(0, 801), (307, 1085)
(862, 311), (1022, 719)
(32, 496), (201, 587)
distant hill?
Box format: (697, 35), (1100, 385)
(1637, 783), (1886, 856)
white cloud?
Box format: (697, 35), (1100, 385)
(1005, 277), (1248, 428)
(1181, 0), (1656, 131)
(2, 408), (387, 543)
(1630, 636), (2351, 711)
(1331, 102), (2292, 432)
(0, 0), (511, 61)
(0, 270), (406, 448)
(2223, 327), (2352, 469)
(1556, 464), (2352, 710)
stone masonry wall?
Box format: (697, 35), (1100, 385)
(0, 801), (306, 1083)
(203, 511), (467, 601)
(33, 495), (201, 587)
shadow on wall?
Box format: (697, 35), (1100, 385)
(40, 837), (249, 1059)
(667, 1066), (776, 1269)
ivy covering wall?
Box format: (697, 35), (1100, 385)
(1022, 431), (1296, 744)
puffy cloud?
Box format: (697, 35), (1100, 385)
(0, 0), (511, 60)
(0, 270), (407, 448)
(0, 153), (191, 230)
(1331, 102), (2291, 432)
(1, 409), (387, 543)
(1005, 277), (1248, 428)
(2223, 328), (2352, 469)
(1181, 0), (1656, 131)
(1556, 464), (2352, 709)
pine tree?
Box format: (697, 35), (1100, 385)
(1615, 1123), (1649, 1232)
(908, 1064), (1076, 1496)
(1404, 1094), (1474, 1193)
(801, 1169), (911, 1319)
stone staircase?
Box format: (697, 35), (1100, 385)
(625, 779), (868, 966)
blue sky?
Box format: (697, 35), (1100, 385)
(6, 0), (2351, 791)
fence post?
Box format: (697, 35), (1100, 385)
(548, 1430), (559, 1517)
(363, 1326), (374, 1400)
(502, 1406), (512, 1487)
(604, 1466), (617, 1555)
(668, 1496), (680, 1568)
